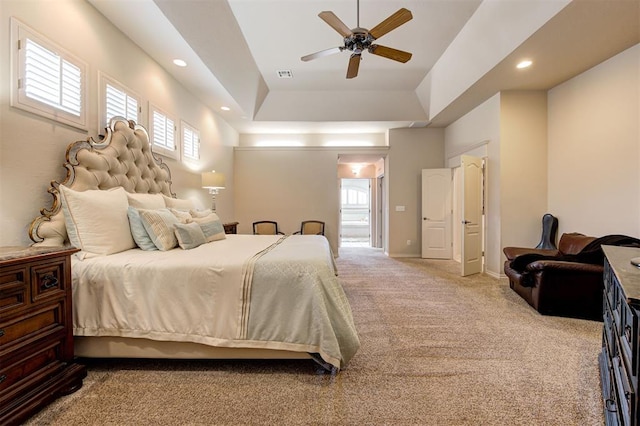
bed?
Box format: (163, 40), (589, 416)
(29, 117), (359, 371)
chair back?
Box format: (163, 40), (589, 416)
(300, 220), (325, 235)
(253, 221), (280, 235)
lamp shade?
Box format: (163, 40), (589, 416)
(202, 171), (226, 189)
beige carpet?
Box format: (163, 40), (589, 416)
(27, 248), (604, 425)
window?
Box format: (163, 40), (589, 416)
(149, 104), (177, 159)
(181, 121), (200, 161)
(99, 73), (141, 130)
(11, 18), (87, 129)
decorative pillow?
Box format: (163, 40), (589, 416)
(163, 195), (196, 211)
(191, 212), (226, 242)
(174, 222), (206, 250)
(126, 192), (165, 209)
(59, 186), (135, 258)
(169, 208), (193, 224)
(138, 208), (179, 251)
(127, 207), (158, 251)
(190, 209), (213, 219)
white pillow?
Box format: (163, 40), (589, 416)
(126, 192), (165, 209)
(190, 209), (213, 218)
(191, 212), (226, 242)
(174, 222), (206, 250)
(163, 195), (196, 211)
(59, 186), (135, 257)
(138, 208), (179, 251)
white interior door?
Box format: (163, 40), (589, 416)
(461, 155), (483, 276)
(421, 169), (452, 259)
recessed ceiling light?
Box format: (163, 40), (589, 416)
(173, 59), (187, 67)
(220, 106), (230, 111)
(516, 60), (532, 69)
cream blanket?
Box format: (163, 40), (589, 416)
(72, 235), (359, 369)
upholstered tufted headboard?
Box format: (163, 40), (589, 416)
(29, 117), (176, 246)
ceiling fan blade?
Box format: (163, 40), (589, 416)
(369, 44), (412, 63)
(346, 54), (361, 79)
(318, 11), (353, 38)
(301, 46), (344, 62)
(369, 8), (413, 40)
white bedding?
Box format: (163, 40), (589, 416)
(72, 234), (359, 369)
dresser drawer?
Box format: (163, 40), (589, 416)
(0, 302), (65, 350)
(613, 352), (635, 426)
(0, 339), (65, 394)
(605, 263), (617, 308)
(0, 266), (28, 313)
(31, 259), (66, 302)
(603, 306), (617, 358)
(620, 301), (639, 378)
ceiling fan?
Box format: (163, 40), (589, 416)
(301, 0), (413, 79)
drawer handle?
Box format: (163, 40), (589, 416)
(0, 375), (6, 384)
(41, 274), (59, 290)
(0, 329), (4, 338)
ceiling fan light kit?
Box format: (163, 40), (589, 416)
(301, 1), (413, 79)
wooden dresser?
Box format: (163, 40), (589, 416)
(0, 246), (86, 425)
(600, 245), (640, 426)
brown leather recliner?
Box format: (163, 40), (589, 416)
(503, 232), (603, 320)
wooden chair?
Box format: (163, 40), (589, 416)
(252, 221), (284, 235)
(294, 220), (325, 236)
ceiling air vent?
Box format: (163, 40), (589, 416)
(277, 70), (293, 79)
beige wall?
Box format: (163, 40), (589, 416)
(234, 129), (444, 258)
(387, 128), (445, 257)
(233, 147), (389, 254)
(548, 43), (640, 238)
(0, 0), (237, 246)
(499, 91), (548, 254)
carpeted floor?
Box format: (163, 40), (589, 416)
(26, 247), (604, 425)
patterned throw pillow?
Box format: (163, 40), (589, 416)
(138, 208), (179, 251)
(174, 222), (206, 249)
(191, 212), (226, 242)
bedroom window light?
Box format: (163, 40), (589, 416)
(149, 104), (178, 160)
(10, 18), (87, 130)
(99, 72), (141, 131)
(181, 121), (200, 161)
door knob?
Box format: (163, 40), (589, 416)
(462, 220), (471, 224)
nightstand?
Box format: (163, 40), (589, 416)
(223, 222), (239, 234)
(0, 246), (86, 425)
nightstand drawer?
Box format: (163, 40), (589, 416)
(0, 266), (28, 313)
(0, 340), (65, 394)
(31, 260), (66, 302)
(0, 303), (65, 349)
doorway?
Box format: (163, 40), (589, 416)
(421, 155), (485, 276)
(340, 178), (371, 247)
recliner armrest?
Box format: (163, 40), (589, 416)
(526, 260), (604, 274)
(503, 246), (559, 261)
